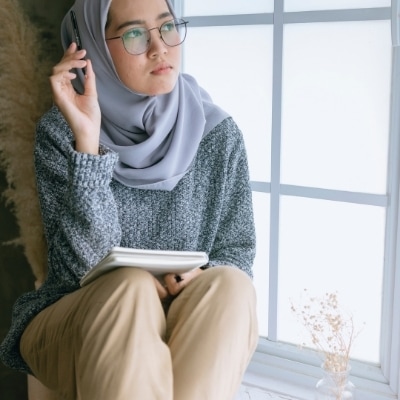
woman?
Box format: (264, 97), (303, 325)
(0, 0), (258, 398)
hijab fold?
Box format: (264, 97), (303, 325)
(61, 0), (228, 191)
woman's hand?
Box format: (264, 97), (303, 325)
(49, 43), (101, 155)
(153, 277), (169, 300)
(152, 268), (207, 300)
(164, 267), (205, 296)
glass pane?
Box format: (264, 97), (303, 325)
(281, 21), (391, 194)
(285, 0), (390, 12)
(277, 196), (385, 364)
(252, 192), (270, 337)
(183, 26), (273, 182)
(183, 0), (273, 16)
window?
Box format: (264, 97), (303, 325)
(174, 0), (400, 398)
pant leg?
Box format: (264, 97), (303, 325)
(166, 266), (258, 400)
(20, 268), (173, 400)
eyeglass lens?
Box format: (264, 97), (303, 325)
(122, 18), (187, 55)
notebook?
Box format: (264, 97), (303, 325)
(80, 247), (209, 286)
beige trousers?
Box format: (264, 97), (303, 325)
(20, 266), (258, 400)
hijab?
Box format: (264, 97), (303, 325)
(60, 0), (228, 191)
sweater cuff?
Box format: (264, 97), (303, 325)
(69, 149), (118, 188)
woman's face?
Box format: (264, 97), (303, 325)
(105, 0), (181, 96)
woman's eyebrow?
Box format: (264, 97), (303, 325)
(115, 12), (173, 31)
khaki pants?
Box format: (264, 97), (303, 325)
(20, 266), (258, 400)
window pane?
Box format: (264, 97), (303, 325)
(277, 196), (385, 364)
(252, 192), (270, 337)
(183, 0), (273, 16)
(281, 21), (391, 194)
(183, 26), (273, 182)
(285, 0), (390, 12)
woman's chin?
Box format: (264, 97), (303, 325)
(127, 76), (179, 97)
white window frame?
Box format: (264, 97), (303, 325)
(173, 1), (400, 398)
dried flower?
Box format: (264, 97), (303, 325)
(291, 290), (361, 373)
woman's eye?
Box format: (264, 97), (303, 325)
(124, 28), (145, 39)
(161, 22), (176, 32)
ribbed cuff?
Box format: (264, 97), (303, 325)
(69, 149), (118, 188)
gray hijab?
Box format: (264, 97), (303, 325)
(61, 0), (228, 190)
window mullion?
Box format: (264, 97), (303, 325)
(268, 0), (284, 341)
(382, 5), (400, 390)
(283, 7), (391, 24)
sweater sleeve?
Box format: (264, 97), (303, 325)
(34, 107), (122, 285)
(207, 120), (256, 278)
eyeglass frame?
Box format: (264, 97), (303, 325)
(105, 18), (189, 55)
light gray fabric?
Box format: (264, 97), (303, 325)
(60, 0), (229, 190)
(0, 106), (255, 373)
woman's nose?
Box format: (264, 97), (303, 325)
(148, 28), (168, 56)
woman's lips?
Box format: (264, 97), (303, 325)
(151, 63), (172, 75)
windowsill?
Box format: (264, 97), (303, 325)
(242, 338), (397, 400)
(241, 364), (308, 400)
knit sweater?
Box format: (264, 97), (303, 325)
(0, 105), (256, 374)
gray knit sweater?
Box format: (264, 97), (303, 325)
(0, 105), (256, 374)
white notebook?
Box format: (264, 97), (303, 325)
(80, 247), (209, 286)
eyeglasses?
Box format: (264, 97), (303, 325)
(106, 18), (188, 55)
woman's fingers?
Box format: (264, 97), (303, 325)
(153, 277), (169, 299)
(83, 59), (97, 97)
(164, 268), (204, 296)
(52, 58), (87, 76)
(48, 42), (101, 154)
(65, 41), (79, 55)
(49, 43), (98, 107)
(52, 58), (86, 76)
(64, 42), (86, 61)
(50, 46), (83, 96)
(51, 43), (87, 79)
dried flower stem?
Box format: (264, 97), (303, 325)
(291, 290), (360, 373)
